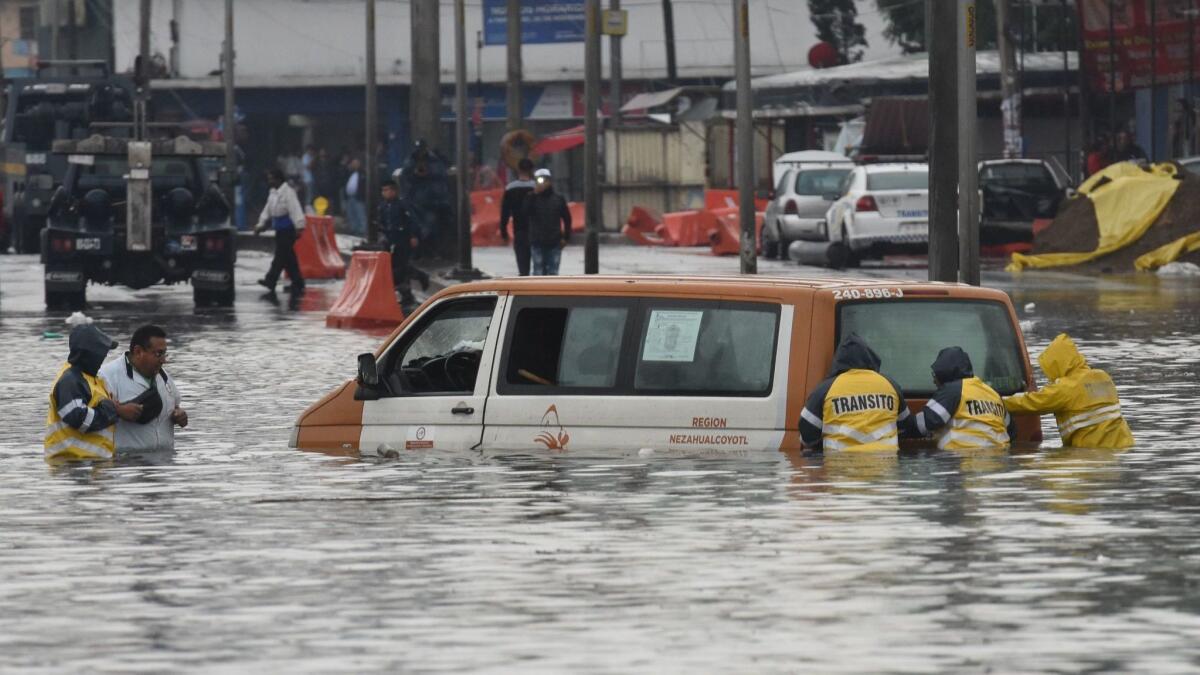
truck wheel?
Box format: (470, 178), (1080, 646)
(45, 287), (86, 310)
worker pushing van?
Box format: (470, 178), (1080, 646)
(800, 333), (911, 452)
(1004, 333), (1134, 449)
(905, 347), (1013, 450)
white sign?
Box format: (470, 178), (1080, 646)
(642, 310), (703, 362)
(25, 153), (47, 165)
(67, 154), (95, 166)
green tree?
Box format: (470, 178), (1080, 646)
(809, 0), (868, 64)
(874, 0), (1006, 53)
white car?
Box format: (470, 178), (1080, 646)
(762, 158), (854, 259)
(821, 163), (929, 264)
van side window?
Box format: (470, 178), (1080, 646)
(380, 297), (495, 396)
(503, 304), (628, 391)
(633, 303), (778, 396)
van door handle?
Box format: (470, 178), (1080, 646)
(451, 405), (475, 415)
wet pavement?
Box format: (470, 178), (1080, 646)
(1, 250), (1199, 673)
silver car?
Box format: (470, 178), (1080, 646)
(763, 161), (853, 259)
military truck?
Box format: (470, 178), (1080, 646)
(42, 134), (237, 308)
(0, 61), (135, 253)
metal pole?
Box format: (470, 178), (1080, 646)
(506, 0), (522, 131)
(1150, 0), (1157, 162)
(366, 0), (379, 244)
(996, 0), (1020, 159)
(584, 0), (601, 274)
(67, 0), (77, 61)
(610, 0), (623, 125)
(1191, 2), (1197, 156)
(928, 0), (959, 283)
(49, 0), (60, 62)
(138, 0), (150, 67)
(455, 0), (474, 274)
(1109, 0), (1116, 133)
(734, 0), (755, 274)
(411, 0), (441, 151)
(1061, 0), (1071, 177)
(663, 0), (678, 83)
(223, 0), (236, 209)
(958, 1), (979, 286)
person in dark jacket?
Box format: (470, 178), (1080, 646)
(45, 324), (142, 462)
(378, 179), (430, 306)
(904, 347), (1014, 450)
(799, 333), (911, 452)
(522, 168), (572, 275)
(500, 158), (537, 276)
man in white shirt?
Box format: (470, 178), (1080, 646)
(98, 325), (188, 454)
(254, 167), (307, 295)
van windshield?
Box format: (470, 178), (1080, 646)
(837, 300), (1026, 397)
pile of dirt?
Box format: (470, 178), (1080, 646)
(1030, 171), (1200, 272)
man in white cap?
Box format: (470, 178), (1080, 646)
(521, 168), (572, 275)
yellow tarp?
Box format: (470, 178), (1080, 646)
(1134, 231), (1200, 271)
(1007, 162), (1181, 271)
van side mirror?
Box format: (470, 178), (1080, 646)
(357, 353), (379, 387)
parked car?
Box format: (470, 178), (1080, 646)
(818, 163), (929, 266)
(291, 276), (1041, 455)
(763, 158), (854, 259)
(978, 159), (1070, 244)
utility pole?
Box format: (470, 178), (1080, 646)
(67, 0), (77, 61)
(610, 0), (623, 125)
(1108, 0), (1116, 134)
(506, 0), (522, 131)
(365, 0), (379, 243)
(663, 0), (678, 83)
(928, 0), (959, 283)
(996, 0), (1021, 159)
(452, 0), (480, 278)
(139, 0), (151, 69)
(584, 0), (601, 274)
(958, 1), (979, 286)
(49, 0), (60, 62)
(222, 0), (236, 210)
(733, 0), (755, 274)
(1150, 0), (1158, 162)
(410, 0), (440, 151)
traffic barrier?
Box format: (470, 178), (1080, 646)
(660, 210), (711, 247)
(470, 189), (505, 247)
(294, 215), (346, 279)
(568, 202), (586, 233)
(623, 206), (670, 245)
(705, 189), (769, 213)
(708, 207), (764, 256)
(326, 251), (405, 329)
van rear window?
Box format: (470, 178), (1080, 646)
(837, 300), (1026, 397)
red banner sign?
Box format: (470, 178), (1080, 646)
(1079, 0), (1200, 93)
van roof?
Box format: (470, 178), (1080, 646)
(445, 275), (1007, 301)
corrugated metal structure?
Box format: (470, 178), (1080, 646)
(601, 123), (707, 229)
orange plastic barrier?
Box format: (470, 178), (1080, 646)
(708, 207), (764, 256)
(623, 206), (669, 245)
(326, 251), (405, 329)
(660, 210), (712, 247)
(568, 202), (586, 233)
(294, 215), (346, 279)
(705, 189), (769, 213)
(470, 189), (506, 247)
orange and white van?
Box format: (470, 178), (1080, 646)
(291, 276), (1042, 456)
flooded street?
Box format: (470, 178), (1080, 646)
(2, 252), (1199, 673)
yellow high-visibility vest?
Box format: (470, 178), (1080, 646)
(936, 377), (1010, 450)
(821, 369), (903, 452)
(45, 364), (116, 462)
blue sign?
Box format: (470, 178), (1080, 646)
(483, 0), (585, 45)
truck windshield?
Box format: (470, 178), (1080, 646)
(837, 300), (1026, 397)
(867, 171), (928, 191)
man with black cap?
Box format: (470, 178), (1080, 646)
(45, 324), (143, 462)
(98, 324), (188, 453)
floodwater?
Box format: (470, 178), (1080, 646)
(2, 253), (1199, 673)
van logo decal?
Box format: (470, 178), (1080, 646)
(534, 405), (570, 451)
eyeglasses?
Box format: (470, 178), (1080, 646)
(137, 346), (168, 358)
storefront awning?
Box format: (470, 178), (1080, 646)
(620, 86), (686, 113)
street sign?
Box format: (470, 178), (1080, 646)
(602, 9), (627, 36)
(483, 0), (585, 45)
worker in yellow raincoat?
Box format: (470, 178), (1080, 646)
(1004, 334), (1134, 449)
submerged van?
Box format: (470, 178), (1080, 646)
(291, 277), (1041, 456)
